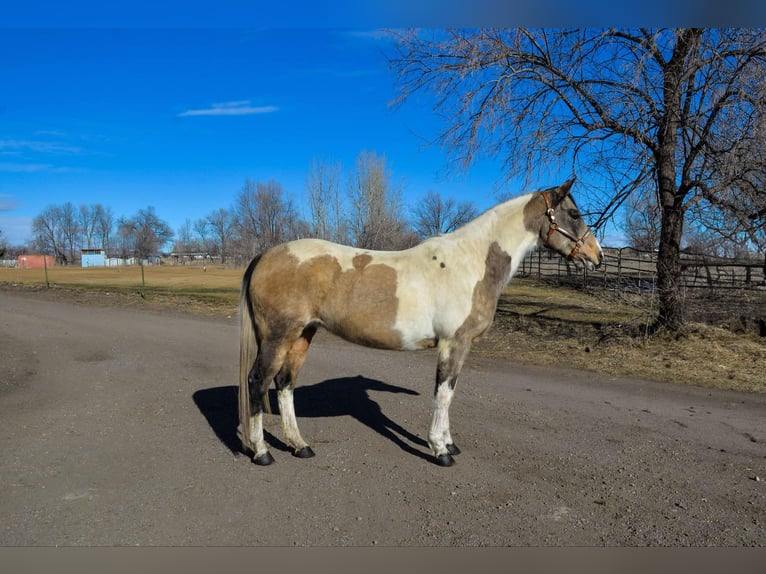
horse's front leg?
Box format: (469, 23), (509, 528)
(429, 338), (471, 467)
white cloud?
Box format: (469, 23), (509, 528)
(178, 101), (279, 117)
(0, 139), (81, 154)
(343, 29), (389, 41)
(0, 195), (19, 211)
(0, 162), (55, 173)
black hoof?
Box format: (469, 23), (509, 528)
(293, 446), (315, 459)
(446, 443), (461, 456)
(435, 453), (455, 467)
(253, 451), (275, 466)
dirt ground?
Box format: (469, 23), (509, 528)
(1, 288), (765, 546)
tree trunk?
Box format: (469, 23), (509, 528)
(652, 29), (702, 332)
(655, 201), (686, 331)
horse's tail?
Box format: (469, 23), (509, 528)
(238, 253), (264, 454)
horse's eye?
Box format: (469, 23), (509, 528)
(568, 209), (581, 220)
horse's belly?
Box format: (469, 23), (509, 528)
(324, 315), (404, 350)
(393, 321), (436, 350)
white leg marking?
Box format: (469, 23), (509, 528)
(277, 388), (308, 450)
(249, 413), (269, 458)
(428, 382), (455, 456)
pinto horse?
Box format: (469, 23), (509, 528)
(238, 179), (603, 467)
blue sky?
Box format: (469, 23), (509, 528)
(0, 27), (534, 247)
(3, 4), (764, 248)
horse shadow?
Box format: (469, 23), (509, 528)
(192, 376), (432, 463)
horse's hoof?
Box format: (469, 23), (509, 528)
(252, 452), (275, 466)
(293, 446), (315, 459)
(446, 443), (461, 456)
(435, 453), (455, 467)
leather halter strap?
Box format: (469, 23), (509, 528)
(540, 191), (591, 259)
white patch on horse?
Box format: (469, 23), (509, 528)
(248, 413), (269, 458)
(277, 388), (308, 450)
(428, 381), (455, 455)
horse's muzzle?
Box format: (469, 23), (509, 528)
(571, 248), (602, 271)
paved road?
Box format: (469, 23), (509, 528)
(1, 290), (765, 545)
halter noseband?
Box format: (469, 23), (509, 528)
(541, 191), (591, 260)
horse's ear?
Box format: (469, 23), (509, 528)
(548, 178), (576, 206)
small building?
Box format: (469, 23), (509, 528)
(17, 255), (55, 269)
(81, 248), (107, 268)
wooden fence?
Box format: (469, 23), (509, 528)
(518, 247), (766, 292)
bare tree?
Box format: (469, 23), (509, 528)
(623, 186), (661, 252)
(92, 204), (114, 254)
(120, 206), (174, 260)
(390, 28), (766, 331)
(174, 218), (201, 255)
(411, 190), (478, 238)
(306, 157), (346, 243)
(78, 204), (97, 249)
(59, 202), (79, 264)
(347, 151), (408, 250)
(206, 208), (235, 263)
(194, 217), (210, 251)
(32, 204), (70, 263)
(233, 179), (305, 260)
(116, 216), (135, 259)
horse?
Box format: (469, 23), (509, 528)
(238, 179), (603, 467)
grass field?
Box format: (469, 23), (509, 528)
(0, 264), (242, 315)
(2, 264), (764, 393)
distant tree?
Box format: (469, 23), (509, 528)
(206, 208), (235, 263)
(119, 207), (174, 260)
(31, 202), (115, 259)
(78, 204), (94, 249)
(32, 205), (69, 263)
(623, 186), (661, 252)
(92, 204), (114, 254)
(306, 158), (346, 243)
(347, 151), (409, 250)
(58, 202), (79, 263)
(411, 190), (478, 238)
(175, 218), (198, 253)
(233, 179), (305, 261)
(0, 228), (6, 258)
(194, 217), (210, 251)
(116, 216), (135, 259)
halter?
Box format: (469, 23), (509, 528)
(540, 191), (591, 260)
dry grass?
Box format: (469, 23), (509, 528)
(2, 266), (764, 393)
(0, 265), (242, 315)
(475, 279), (766, 394)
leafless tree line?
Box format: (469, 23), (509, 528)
(24, 150), (480, 265)
(30, 203), (115, 265)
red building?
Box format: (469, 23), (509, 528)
(16, 255), (55, 269)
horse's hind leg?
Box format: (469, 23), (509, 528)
(246, 339), (291, 465)
(274, 325), (317, 459)
(245, 361), (274, 465)
(428, 338), (471, 467)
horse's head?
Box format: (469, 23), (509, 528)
(530, 179), (603, 270)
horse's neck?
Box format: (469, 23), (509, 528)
(448, 193), (539, 266)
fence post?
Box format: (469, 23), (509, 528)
(617, 248), (623, 290)
(140, 261), (146, 298)
(43, 252), (50, 288)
